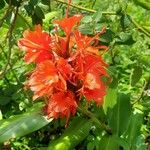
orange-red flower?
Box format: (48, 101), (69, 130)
(54, 15), (82, 35)
(18, 25), (53, 64)
(45, 91), (77, 123)
(18, 12), (109, 122)
(28, 60), (59, 100)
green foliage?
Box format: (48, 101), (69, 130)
(0, 0), (149, 149)
(48, 117), (92, 150)
(0, 102), (52, 143)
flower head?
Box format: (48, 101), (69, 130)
(18, 11), (109, 123)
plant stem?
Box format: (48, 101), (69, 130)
(78, 106), (112, 134)
(127, 15), (150, 38)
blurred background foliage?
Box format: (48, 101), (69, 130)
(0, 0), (150, 149)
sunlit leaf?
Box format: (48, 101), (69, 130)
(0, 102), (52, 143)
(108, 93), (132, 135)
(48, 117), (92, 150)
(124, 113), (143, 150)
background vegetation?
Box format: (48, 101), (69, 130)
(0, 0), (150, 149)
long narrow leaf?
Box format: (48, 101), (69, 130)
(48, 117), (92, 150)
(0, 103), (52, 143)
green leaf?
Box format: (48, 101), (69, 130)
(0, 0), (5, 9)
(0, 95), (11, 105)
(108, 93), (132, 135)
(79, 24), (94, 35)
(133, 0), (150, 10)
(103, 87), (117, 114)
(131, 66), (143, 86)
(124, 113), (143, 150)
(48, 117), (92, 150)
(99, 29), (114, 43)
(41, 0), (50, 5)
(34, 6), (45, 19)
(0, 103), (52, 143)
(29, 0), (39, 6)
(120, 14), (131, 30)
(87, 142), (95, 150)
(43, 11), (60, 28)
(93, 9), (102, 23)
(99, 135), (129, 150)
(5, 0), (20, 6)
(115, 32), (135, 45)
(81, 15), (93, 23)
(99, 135), (119, 150)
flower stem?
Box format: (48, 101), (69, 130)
(78, 106), (112, 134)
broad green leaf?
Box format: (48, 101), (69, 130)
(99, 135), (119, 150)
(136, 135), (147, 150)
(48, 117), (92, 150)
(99, 135), (129, 150)
(0, 102), (52, 143)
(133, 0), (150, 10)
(131, 66), (143, 86)
(87, 142), (95, 150)
(123, 113), (143, 150)
(108, 93), (132, 135)
(35, 6), (45, 19)
(103, 87), (117, 114)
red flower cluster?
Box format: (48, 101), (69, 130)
(18, 15), (109, 122)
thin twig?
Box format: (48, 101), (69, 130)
(127, 15), (150, 38)
(132, 76), (150, 105)
(0, 6), (19, 79)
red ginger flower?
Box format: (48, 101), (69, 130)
(28, 60), (59, 100)
(75, 54), (108, 105)
(54, 15), (82, 35)
(18, 25), (53, 64)
(18, 13), (109, 123)
(45, 91), (77, 124)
